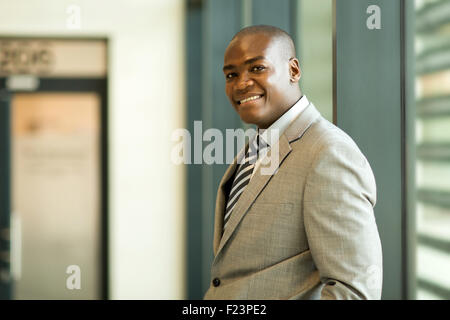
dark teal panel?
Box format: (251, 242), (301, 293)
(186, 0), (205, 300)
(0, 91), (11, 299)
(252, 0), (294, 33)
(186, 0), (243, 299)
(209, 0), (243, 220)
(335, 0), (404, 299)
(202, 0), (243, 298)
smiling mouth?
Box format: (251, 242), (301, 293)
(237, 94), (264, 105)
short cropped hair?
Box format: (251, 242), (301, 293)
(231, 25), (297, 60)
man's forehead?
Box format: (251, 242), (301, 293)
(224, 34), (278, 64)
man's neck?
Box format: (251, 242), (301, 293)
(258, 93), (303, 130)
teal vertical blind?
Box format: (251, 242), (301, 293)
(414, 0), (450, 300)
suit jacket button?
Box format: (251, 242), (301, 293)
(213, 278), (221, 287)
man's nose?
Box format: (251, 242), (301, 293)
(236, 74), (254, 91)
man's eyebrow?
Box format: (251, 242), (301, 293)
(223, 56), (266, 72)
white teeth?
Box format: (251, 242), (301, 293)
(240, 95), (261, 104)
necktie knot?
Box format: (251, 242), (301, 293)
(247, 135), (268, 164)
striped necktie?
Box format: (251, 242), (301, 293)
(223, 135), (266, 230)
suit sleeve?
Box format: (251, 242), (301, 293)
(303, 137), (383, 300)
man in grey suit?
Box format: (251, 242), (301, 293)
(204, 25), (383, 300)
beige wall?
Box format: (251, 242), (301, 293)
(0, 0), (186, 299)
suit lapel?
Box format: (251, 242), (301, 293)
(213, 102), (322, 258)
(216, 134), (292, 256)
(283, 101), (321, 143)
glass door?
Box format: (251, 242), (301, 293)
(10, 92), (102, 299)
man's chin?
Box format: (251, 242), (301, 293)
(238, 113), (260, 126)
(234, 105), (268, 127)
(239, 111), (274, 129)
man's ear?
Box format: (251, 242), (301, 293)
(289, 58), (301, 83)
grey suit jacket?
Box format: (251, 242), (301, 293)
(204, 102), (383, 300)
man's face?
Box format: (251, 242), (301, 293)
(223, 33), (295, 129)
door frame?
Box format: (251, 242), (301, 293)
(0, 36), (109, 299)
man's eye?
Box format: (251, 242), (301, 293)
(252, 66), (265, 72)
(226, 73), (236, 79)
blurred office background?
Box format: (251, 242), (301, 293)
(0, 0), (448, 300)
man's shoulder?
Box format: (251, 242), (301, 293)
(301, 116), (359, 151)
(281, 117), (373, 195)
(289, 115), (370, 171)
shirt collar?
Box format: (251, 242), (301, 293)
(258, 95), (309, 147)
